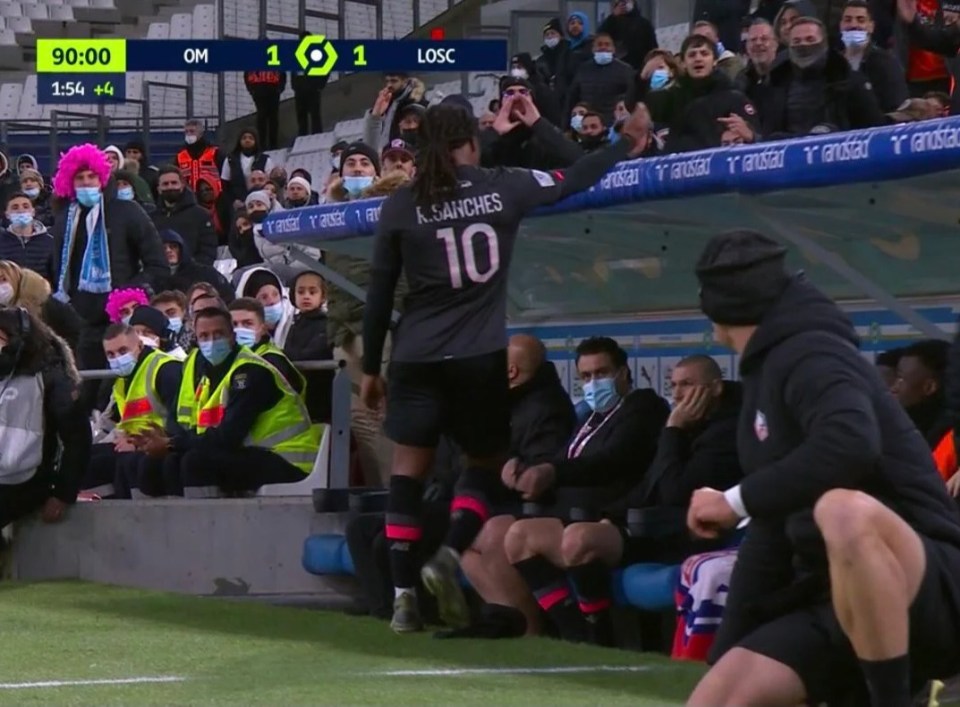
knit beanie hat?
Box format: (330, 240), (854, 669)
(695, 230), (790, 326)
(339, 142), (381, 176)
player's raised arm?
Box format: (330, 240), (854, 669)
(506, 94), (651, 212)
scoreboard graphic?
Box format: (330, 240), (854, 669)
(35, 36), (508, 105)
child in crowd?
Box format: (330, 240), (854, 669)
(150, 290), (192, 352)
(130, 306), (187, 360)
(284, 270), (334, 422)
(235, 266), (294, 347)
(105, 287), (149, 325)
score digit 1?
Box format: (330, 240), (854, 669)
(266, 44), (280, 66)
(353, 44), (367, 66)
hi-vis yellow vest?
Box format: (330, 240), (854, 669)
(176, 349), (201, 430)
(253, 340), (307, 397)
(113, 349), (177, 434)
(195, 348), (319, 473)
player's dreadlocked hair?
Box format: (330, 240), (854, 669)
(413, 104), (479, 207)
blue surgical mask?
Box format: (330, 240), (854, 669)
(263, 302), (283, 326)
(570, 114), (584, 132)
(716, 41), (726, 55)
(22, 187), (40, 199)
(168, 317), (182, 334)
(199, 338), (232, 366)
(75, 187), (101, 208)
(234, 327), (258, 347)
(582, 376), (620, 413)
(650, 68), (670, 89)
(841, 29), (869, 47)
(343, 175), (373, 197)
(544, 36), (560, 49)
(594, 51), (614, 65)
(117, 186), (134, 201)
(9, 212), (33, 228)
(109, 351), (137, 378)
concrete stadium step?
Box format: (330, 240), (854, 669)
(10, 498), (362, 607)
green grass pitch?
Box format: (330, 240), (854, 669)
(0, 581), (706, 705)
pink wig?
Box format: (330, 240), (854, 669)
(105, 287), (149, 323)
(52, 143), (112, 200)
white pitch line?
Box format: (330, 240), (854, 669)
(0, 676), (186, 690)
(370, 665), (652, 677)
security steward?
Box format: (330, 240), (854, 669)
(228, 297), (306, 396)
(98, 323), (182, 498)
(133, 307), (319, 497)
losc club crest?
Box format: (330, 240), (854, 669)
(754, 410), (768, 441)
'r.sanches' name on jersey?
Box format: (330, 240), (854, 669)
(415, 193), (504, 225)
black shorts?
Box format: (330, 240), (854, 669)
(385, 350), (510, 459)
(738, 537), (960, 705)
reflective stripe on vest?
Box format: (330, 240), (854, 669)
(176, 349), (201, 429)
(254, 340), (307, 396)
(113, 349), (175, 434)
(195, 348), (319, 473)
(933, 430), (957, 482)
(176, 146), (220, 191)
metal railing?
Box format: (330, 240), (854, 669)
(79, 358), (354, 489)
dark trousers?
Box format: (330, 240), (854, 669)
(254, 98), (281, 149)
(123, 454), (171, 498)
(909, 77), (951, 98)
(83, 443), (123, 498)
(179, 445), (303, 497)
(77, 325), (108, 414)
(294, 90), (323, 136)
(0, 472), (52, 528)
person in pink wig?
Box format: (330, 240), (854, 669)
(105, 287), (149, 324)
(50, 143), (166, 410)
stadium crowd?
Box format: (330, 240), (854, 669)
(0, 0), (956, 703)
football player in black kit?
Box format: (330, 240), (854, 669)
(360, 93), (651, 633)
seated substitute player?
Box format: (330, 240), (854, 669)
(685, 230), (960, 707)
(359, 94), (654, 633)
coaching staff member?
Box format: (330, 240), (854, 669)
(359, 94), (652, 632)
(685, 230), (960, 707)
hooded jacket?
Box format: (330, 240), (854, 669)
(232, 265), (294, 347)
(0, 219), (55, 283)
(365, 78), (427, 152)
(157, 230), (234, 304)
(151, 187), (218, 266)
(323, 172), (409, 348)
(480, 113), (585, 170)
(558, 11), (595, 93)
(710, 276), (960, 662)
(123, 140), (159, 192)
(693, 0), (753, 54)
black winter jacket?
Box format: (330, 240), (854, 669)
(852, 44), (909, 113)
(597, 7), (658, 71)
(509, 361), (577, 466)
(157, 230), (234, 303)
(480, 117), (585, 170)
(0, 221), (55, 283)
(566, 57), (634, 124)
(283, 308), (334, 423)
(151, 189), (218, 266)
(709, 276), (960, 664)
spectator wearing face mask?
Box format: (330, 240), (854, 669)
(760, 15), (886, 138)
(114, 170), (155, 215)
(234, 267), (295, 348)
(566, 33), (634, 124)
(322, 141), (349, 200)
(17, 169), (53, 228)
(129, 304), (187, 361)
(228, 297), (304, 396)
(365, 73), (428, 152)
(0, 192), (55, 283)
(536, 18), (570, 99)
(175, 119), (224, 196)
(576, 111), (610, 152)
(157, 229), (234, 305)
(838, 0), (908, 112)
(151, 290), (192, 354)
(567, 101), (592, 138)
(123, 140), (159, 196)
(242, 190), (290, 270)
(119, 161), (156, 208)
(631, 34), (759, 152)
(597, 0), (658, 70)
(558, 12), (595, 94)
(0, 260), (82, 352)
(152, 165), (218, 267)
(637, 49), (681, 97)
(227, 208), (262, 268)
(482, 86), (584, 169)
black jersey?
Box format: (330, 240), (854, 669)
(362, 137), (634, 373)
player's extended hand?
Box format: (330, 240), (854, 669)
(513, 94), (541, 127)
(40, 497), (67, 524)
(687, 487), (740, 539)
(501, 457), (522, 489)
(360, 374), (386, 414)
(493, 97), (522, 135)
(897, 0), (917, 23)
(515, 463), (555, 500)
(668, 386), (711, 429)
(620, 104), (652, 158)
(946, 471), (960, 498)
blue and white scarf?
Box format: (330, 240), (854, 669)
(55, 199), (112, 301)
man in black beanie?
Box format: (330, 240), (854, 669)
(686, 229), (960, 707)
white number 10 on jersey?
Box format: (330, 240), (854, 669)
(436, 223), (501, 289)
